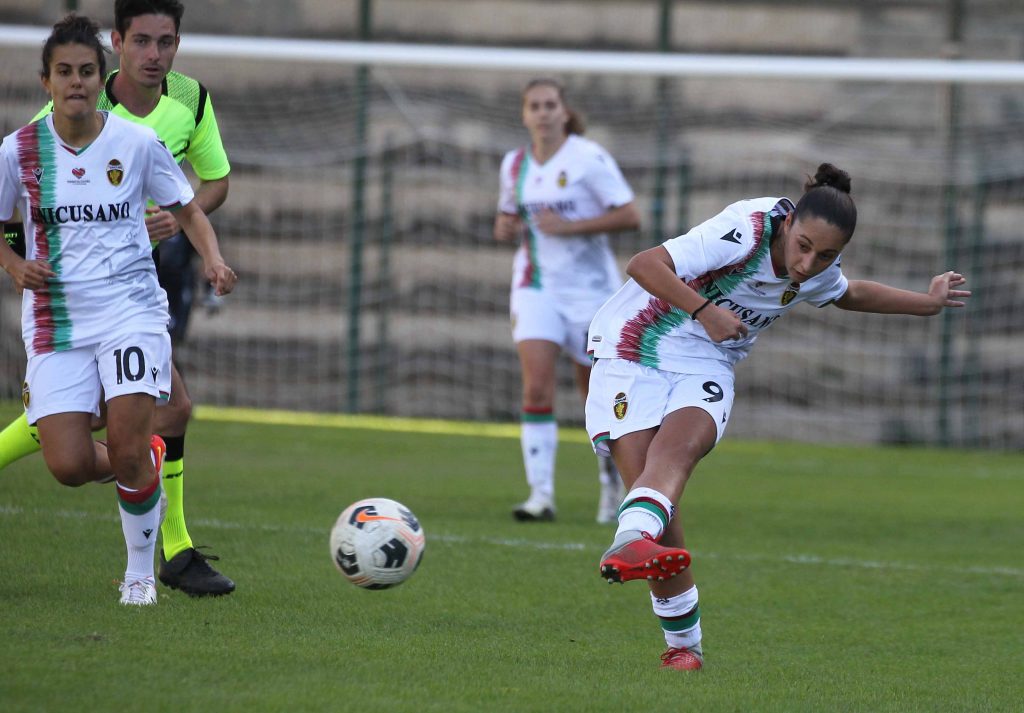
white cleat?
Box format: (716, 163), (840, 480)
(119, 577), (158, 606)
(512, 495), (556, 522)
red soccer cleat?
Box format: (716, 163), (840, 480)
(660, 646), (703, 671)
(598, 530), (691, 584)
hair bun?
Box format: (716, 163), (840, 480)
(805, 163), (852, 194)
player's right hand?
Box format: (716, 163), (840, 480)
(4, 258), (55, 291)
(493, 213), (523, 243)
(694, 303), (748, 343)
(205, 261), (238, 296)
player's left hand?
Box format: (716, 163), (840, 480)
(534, 208), (570, 236)
(929, 271), (971, 309)
(205, 261), (238, 296)
(145, 206), (181, 242)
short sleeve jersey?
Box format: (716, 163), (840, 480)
(588, 196), (849, 372)
(497, 134), (633, 302)
(0, 113), (195, 355)
(34, 70), (230, 180)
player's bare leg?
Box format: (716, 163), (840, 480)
(37, 399), (163, 605)
(601, 409), (711, 669)
(36, 412), (110, 486)
(599, 426), (691, 584)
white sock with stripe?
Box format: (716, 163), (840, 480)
(652, 585), (702, 653)
(521, 411), (557, 501)
(117, 479), (162, 583)
(116, 448), (162, 583)
(616, 486), (674, 540)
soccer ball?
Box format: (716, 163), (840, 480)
(330, 498), (425, 589)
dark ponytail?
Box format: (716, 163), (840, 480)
(564, 108), (585, 136)
(523, 77), (586, 136)
(41, 14), (109, 78)
(794, 163), (857, 242)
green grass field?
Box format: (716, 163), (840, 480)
(0, 402), (1021, 712)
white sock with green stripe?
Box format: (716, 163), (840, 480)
(615, 487), (674, 540)
(116, 460), (162, 583)
(521, 409), (557, 501)
(653, 585), (702, 654)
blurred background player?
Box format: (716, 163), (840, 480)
(494, 78), (639, 524)
(0, 13), (237, 604)
(587, 163), (970, 670)
(0, 0), (235, 596)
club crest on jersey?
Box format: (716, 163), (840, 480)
(557, 170), (568, 188)
(32, 167), (44, 184)
(781, 282), (800, 306)
(21, 381), (30, 409)
(106, 159), (124, 186)
(613, 392), (628, 420)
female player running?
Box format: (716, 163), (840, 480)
(0, 0), (236, 596)
(0, 15), (236, 605)
(586, 163), (969, 669)
(495, 78), (640, 524)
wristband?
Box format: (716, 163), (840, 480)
(4, 222), (25, 258)
(690, 298), (713, 319)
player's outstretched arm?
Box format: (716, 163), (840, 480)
(835, 271), (970, 316)
(173, 200), (237, 296)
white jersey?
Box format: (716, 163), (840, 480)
(588, 196), (849, 372)
(0, 113), (193, 356)
(497, 134), (633, 303)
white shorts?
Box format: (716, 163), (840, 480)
(24, 330), (172, 425)
(510, 288), (600, 367)
(585, 357), (735, 456)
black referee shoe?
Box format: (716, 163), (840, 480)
(158, 546), (236, 597)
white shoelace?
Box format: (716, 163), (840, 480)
(119, 578), (157, 605)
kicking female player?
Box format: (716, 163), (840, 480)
(587, 163), (969, 669)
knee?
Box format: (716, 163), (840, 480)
(521, 381), (553, 410)
(50, 470), (89, 487)
(45, 457), (92, 487)
(162, 391), (192, 431)
(107, 445), (153, 487)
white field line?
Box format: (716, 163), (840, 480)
(2, 503), (1021, 578)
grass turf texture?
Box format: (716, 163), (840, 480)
(0, 403), (1021, 712)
